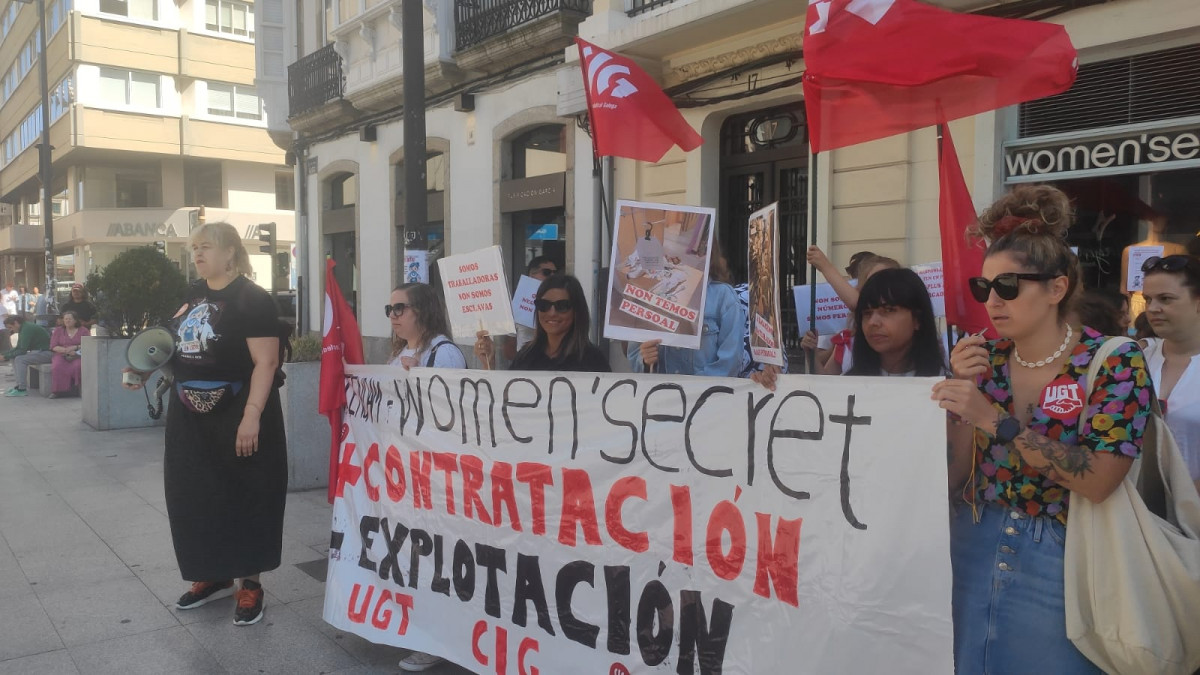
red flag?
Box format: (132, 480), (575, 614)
(575, 37), (703, 163)
(803, 0), (1077, 153)
(938, 125), (993, 337)
(319, 258), (364, 504)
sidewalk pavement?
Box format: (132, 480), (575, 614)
(0, 390), (474, 675)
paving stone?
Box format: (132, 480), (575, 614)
(78, 503), (172, 542)
(1, 512), (104, 555)
(35, 574), (180, 647)
(107, 530), (181, 574)
(14, 539), (133, 589)
(69, 625), (224, 675)
(0, 649), (79, 675)
(0, 591), (65, 660)
(260, 559), (328, 604)
(184, 599), (357, 674)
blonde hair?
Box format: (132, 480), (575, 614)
(190, 222), (253, 277)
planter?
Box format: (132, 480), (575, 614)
(82, 336), (168, 430)
(281, 361), (331, 491)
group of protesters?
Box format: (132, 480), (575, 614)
(111, 183), (1200, 673)
(1, 281), (97, 398)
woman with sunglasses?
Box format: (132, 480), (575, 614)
(931, 184), (1152, 674)
(384, 282), (463, 672)
(474, 274), (610, 373)
(386, 283), (464, 371)
(1139, 254), (1200, 494)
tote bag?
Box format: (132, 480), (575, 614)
(1064, 337), (1200, 675)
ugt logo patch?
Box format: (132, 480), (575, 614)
(1040, 376), (1084, 420)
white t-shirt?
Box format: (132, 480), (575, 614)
(816, 332), (854, 374)
(516, 324), (535, 352)
(1142, 338), (1200, 481)
(0, 289), (17, 316)
(387, 335), (465, 370)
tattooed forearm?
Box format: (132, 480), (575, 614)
(1014, 428), (1092, 480)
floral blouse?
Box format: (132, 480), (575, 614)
(972, 326), (1152, 524)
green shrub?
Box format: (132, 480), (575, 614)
(289, 332), (322, 362)
(87, 246), (189, 338)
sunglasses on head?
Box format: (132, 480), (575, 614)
(534, 298), (573, 313)
(1141, 255), (1198, 274)
(968, 273), (1059, 302)
(383, 302), (409, 317)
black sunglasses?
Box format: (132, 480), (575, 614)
(534, 299), (573, 313)
(1141, 255), (1199, 274)
(383, 302), (409, 317)
(968, 273), (1059, 302)
(532, 266), (558, 277)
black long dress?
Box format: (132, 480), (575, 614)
(164, 276), (288, 581)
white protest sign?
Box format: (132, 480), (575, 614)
(794, 262), (947, 337)
(747, 203), (784, 366)
(1126, 245), (1164, 292)
(511, 275), (541, 329)
(604, 200), (715, 350)
(404, 250), (429, 284)
(324, 366), (954, 675)
(437, 246), (516, 342)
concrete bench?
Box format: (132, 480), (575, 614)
(27, 363), (54, 397)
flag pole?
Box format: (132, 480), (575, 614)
(937, 123), (954, 357)
(807, 151), (820, 374)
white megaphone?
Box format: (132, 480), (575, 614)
(125, 327), (176, 419)
(126, 327), (176, 374)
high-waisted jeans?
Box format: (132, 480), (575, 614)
(950, 502), (1102, 674)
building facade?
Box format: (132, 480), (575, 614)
(0, 0), (295, 294)
(264, 0), (1200, 363)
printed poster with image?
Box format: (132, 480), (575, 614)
(603, 200), (716, 350)
(437, 246), (516, 343)
(747, 203), (784, 366)
(1125, 245), (1164, 292)
(403, 250), (429, 284)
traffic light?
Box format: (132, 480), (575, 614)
(154, 240), (166, 255)
(258, 223), (276, 254)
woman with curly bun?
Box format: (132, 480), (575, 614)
(931, 185), (1153, 673)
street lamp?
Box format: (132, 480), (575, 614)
(15, 0), (56, 314)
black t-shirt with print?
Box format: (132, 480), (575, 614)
(60, 299), (97, 322)
(171, 276), (278, 382)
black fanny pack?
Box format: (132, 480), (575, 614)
(175, 380), (244, 414)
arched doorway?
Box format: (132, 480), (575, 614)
(322, 170), (358, 317)
(719, 103), (806, 363)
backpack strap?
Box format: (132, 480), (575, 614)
(424, 338), (455, 368)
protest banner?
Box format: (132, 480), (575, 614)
(794, 262), (947, 338)
(438, 246), (516, 342)
(604, 200), (715, 349)
(323, 366), (954, 674)
(511, 275), (541, 329)
(747, 203), (784, 366)
(404, 250), (429, 284)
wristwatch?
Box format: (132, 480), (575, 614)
(994, 415), (1022, 445)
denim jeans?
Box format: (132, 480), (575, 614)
(13, 350), (52, 389)
(950, 502), (1102, 674)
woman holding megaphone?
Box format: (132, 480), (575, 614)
(123, 221), (286, 627)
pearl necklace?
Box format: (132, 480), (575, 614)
(1013, 323), (1073, 368)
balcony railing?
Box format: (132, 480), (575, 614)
(626, 0), (678, 16)
(455, 0), (591, 51)
(288, 44), (345, 118)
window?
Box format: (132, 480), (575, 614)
(275, 170), (295, 210)
(205, 0), (254, 39)
(79, 165), (162, 208)
(330, 173), (355, 209)
(98, 68), (160, 108)
(184, 161), (224, 207)
(206, 82), (262, 120)
(49, 0), (71, 33)
(99, 0), (156, 20)
(510, 125), (566, 179)
(49, 76), (72, 120)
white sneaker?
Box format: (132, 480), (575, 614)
(399, 651), (445, 672)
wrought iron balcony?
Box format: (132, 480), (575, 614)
(455, 0), (592, 52)
(288, 44), (345, 118)
(626, 0), (678, 16)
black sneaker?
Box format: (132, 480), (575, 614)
(233, 579), (265, 626)
(176, 580), (234, 609)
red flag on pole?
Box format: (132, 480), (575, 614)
(803, 0), (1077, 153)
(319, 258), (364, 504)
(575, 37), (703, 163)
(938, 124), (993, 337)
